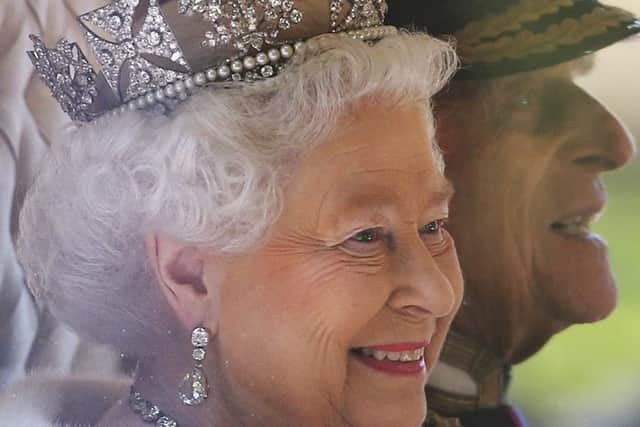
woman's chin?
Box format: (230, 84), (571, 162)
(346, 402), (427, 427)
(342, 379), (427, 426)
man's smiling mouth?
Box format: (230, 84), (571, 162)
(548, 197), (605, 238)
(549, 214), (599, 236)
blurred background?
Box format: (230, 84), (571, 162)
(510, 1), (640, 425)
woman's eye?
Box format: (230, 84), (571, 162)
(340, 227), (386, 255)
(351, 228), (382, 243)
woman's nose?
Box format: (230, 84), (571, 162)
(386, 243), (457, 320)
(565, 95), (637, 173)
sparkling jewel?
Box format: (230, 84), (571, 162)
(261, 65), (274, 78)
(129, 391), (147, 413)
(282, 0), (294, 11)
(141, 403), (160, 422)
(193, 348), (206, 361)
(290, 9), (303, 24)
(178, 366), (209, 406)
(157, 417), (178, 427)
(30, 0), (393, 122)
(98, 49), (115, 66)
(128, 387), (179, 427)
(191, 327), (209, 347)
(108, 14), (123, 30)
(278, 17), (291, 30)
(330, 0), (388, 31)
(80, 94), (93, 105)
(179, 0), (304, 55)
(148, 30), (162, 46)
(265, 9), (278, 21)
(75, 74), (89, 86)
(80, 0), (190, 101)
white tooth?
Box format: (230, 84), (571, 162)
(373, 350), (386, 361)
(399, 352), (412, 362)
(414, 348), (424, 358)
(387, 351), (400, 361)
(566, 223), (589, 235)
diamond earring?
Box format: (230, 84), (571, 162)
(178, 326), (210, 406)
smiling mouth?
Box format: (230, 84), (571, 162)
(351, 347), (425, 362)
(548, 206), (604, 237)
(350, 343), (428, 376)
(549, 215), (596, 236)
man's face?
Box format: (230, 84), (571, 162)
(436, 60), (636, 363)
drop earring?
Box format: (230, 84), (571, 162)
(178, 326), (210, 406)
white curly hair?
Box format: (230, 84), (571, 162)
(18, 32), (457, 352)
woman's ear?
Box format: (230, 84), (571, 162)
(144, 234), (219, 335)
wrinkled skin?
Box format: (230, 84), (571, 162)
(210, 102), (463, 427)
(145, 100), (465, 427)
(436, 60), (636, 363)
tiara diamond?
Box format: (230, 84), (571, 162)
(330, 0), (388, 32)
(177, 0), (304, 53)
(27, 36), (100, 122)
(29, 0), (394, 123)
(79, 0), (191, 101)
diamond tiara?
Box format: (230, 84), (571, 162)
(28, 0), (394, 123)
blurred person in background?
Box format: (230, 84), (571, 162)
(0, 0), (124, 390)
(387, 1), (639, 426)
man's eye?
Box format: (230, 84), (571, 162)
(419, 219), (448, 244)
(421, 219), (445, 233)
(351, 228), (382, 243)
(422, 221), (441, 234)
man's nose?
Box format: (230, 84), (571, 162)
(564, 94), (637, 173)
(386, 242), (458, 320)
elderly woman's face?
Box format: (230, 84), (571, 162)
(206, 101), (463, 426)
(437, 60), (636, 362)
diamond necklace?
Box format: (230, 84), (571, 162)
(129, 386), (180, 427)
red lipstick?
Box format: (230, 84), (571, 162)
(351, 341), (429, 377)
